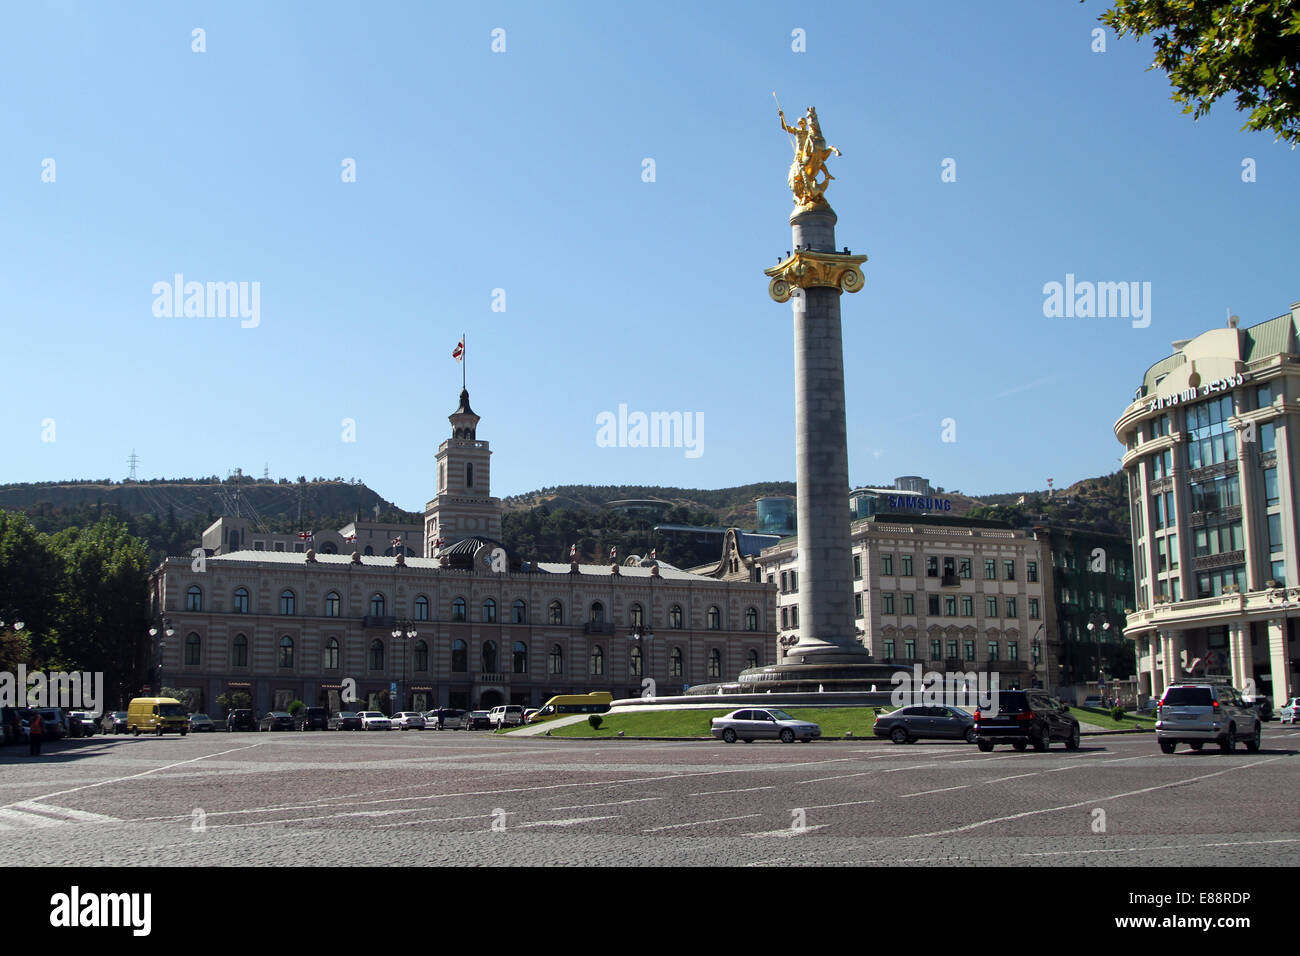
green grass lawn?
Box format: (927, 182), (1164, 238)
(516, 707), (889, 739)
(1069, 706), (1155, 731)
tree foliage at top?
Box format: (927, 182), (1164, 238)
(1098, 0), (1300, 145)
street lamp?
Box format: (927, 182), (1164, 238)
(149, 619), (175, 695)
(1031, 622), (1045, 691)
(629, 620), (655, 697)
(1086, 612), (1111, 701)
(391, 621), (417, 713)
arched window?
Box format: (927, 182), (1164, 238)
(483, 599), (497, 623)
(589, 601), (605, 625)
(512, 641), (527, 673)
(368, 639), (384, 670)
(513, 599), (527, 624)
(233, 587), (249, 614)
(414, 640), (429, 671)
(279, 636), (294, 668)
(747, 649), (759, 669)
(708, 648), (721, 678)
(324, 637), (339, 670)
(670, 604), (684, 629)
(482, 640), (498, 673)
(414, 595), (429, 621)
(671, 646), (683, 677)
(707, 605), (721, 630)
(452, 597), (467, 622)
(325, 592), (341, 617)
(229, 529), (239, 552)
(589, 645), (604, 676)
(629, 603), (643, 628)
(548, 600), (563, 625)
(184, 632), (201, 665)
(369, 593), (385, 617)
(745, 607), (759, 631)
(630, 645), (642, 676)
(319, 541), (337, 554)
(232, 634), (248, 667)
(363, 545), (374, 556)
(466, 462), (474, 488)
(548, 644), (563, 675)
(279, 589), (296, 616)
(186, 586), (202, 612)
(452, 639), (467, 672)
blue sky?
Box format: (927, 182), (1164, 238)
(3, 1), (1297, 513)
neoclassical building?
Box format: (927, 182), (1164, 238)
(1117, 302), (1300, 706)
(149, 390), (775, 715)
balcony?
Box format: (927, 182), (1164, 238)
(941, 573), (960, 588)
(478, 673), (509, 683)
(362, 615), (397, 629)
(583, 621), (613, 635)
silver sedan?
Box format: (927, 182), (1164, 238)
(710, 708), (820, 743)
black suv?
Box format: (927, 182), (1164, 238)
(975, 689), (1081, 752)
(226, 709), (257, 732)
(295, 707), (328, 731)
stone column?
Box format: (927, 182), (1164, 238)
(1268, 617), (1292, 703)
(1228, 621), (1254, 692)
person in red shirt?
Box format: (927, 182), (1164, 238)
(28, 710), (42, 756)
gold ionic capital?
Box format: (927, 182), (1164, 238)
(764, 249), (868, 302)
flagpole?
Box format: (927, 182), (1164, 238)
(462, 331), (466, 391)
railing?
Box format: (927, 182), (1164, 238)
(478, 673), (508, 683)
(362, 615), (396, 629)
(583, 622), (613, 634)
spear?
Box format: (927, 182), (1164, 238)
(773, 91), (796, 152)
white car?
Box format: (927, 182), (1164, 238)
(391, 711), (426, 730)
(358, 711), (391, 731)
(1281, 697), (1300, 724)
(489, 705), (525, 730)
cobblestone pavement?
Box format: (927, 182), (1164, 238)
(2, 726), (1297, 865)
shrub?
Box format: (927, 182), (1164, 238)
(588, 714), (603, 730)
(1109, 705), (1126, 721)
(286, 699), (305, 715)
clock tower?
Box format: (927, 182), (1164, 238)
(423, 388), (502, 554)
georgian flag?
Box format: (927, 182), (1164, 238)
(433, 537), (446, 552)
(452, 339), (464, 361)
(609, 546), (617, 561)
(570, 543), (577, 558)
(298, 531), (314, 541)
(650, 548), (656, 560)
(391, 535), (403, 549)
(343, 532), (356, 543)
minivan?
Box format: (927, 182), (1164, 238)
(126, 697), (189, 736)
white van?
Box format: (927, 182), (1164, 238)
(489, 705), (524, 730)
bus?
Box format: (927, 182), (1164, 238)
(529, 692), (614, 723)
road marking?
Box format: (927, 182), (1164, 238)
(689, 786), (776, 796)
(518, 815), (621, 828)
(0, 808), (62, 829)
(746, 824), (831, 838)
(900, 785), (971, 798)
(801, 799), (877, 810)
(13, 801), (119, 824)
(1016, 837), (1300, 858)
(550, 797), (664, 811)
(643, 814), (761, 833)
(908, 754), (1292, 838)
(795, 770), (876, 784)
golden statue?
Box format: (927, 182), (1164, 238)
(778, 104), (841, 207)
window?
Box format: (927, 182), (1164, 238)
(233, 587), (249, 614)
(452, 639), (467, 672)
(512, 641), (527, 673)
(928, 594), (940, 615)
(964, 640), (975, 660)
(482, 640), (498, 673)
(855, 594), (863, 617)
(961, 595), (973, 617)
(790, 571), (798, 592)
(708, 649), (721, 678)
(279, 589), (296, 616)
(549, 644), (563, 674)
(747, 649), (759, 669)
(1271, 560), (1286, 586)
(883, 593), (895, 614)
(590, 645), (604, 676)
(901, 555), (913, 577)
(882, 554), (894, 575)
(513, 599), (527, 624)
(943, 557), (955, 577)
(780, 571), (788, 593)
(630, 603), (644, 628)
(414, 640), (428, 671)
(1027, 561), (1037, 583)
(1029, 598), (1040, 619)
(1265, 467), (1280, 506)
(903, 594), (915, 615)
(944, 596), (956, 616)
(927, 556), (939, 578)
(904, 639), (916, 659)
(790, 607), (799, 627)
(947, 640), (959, 659)
(369, 593), (385, 617)
(186, 586), (202, 612)
(1008, 641), (1019, 661)
(1187, 394), (1239, 467)
(184, 632), (200, 665)
(1260, 421), (1276, 453)
(781, 607), (788, 629)
(959, 558), (971, 579)
(745, 607), (758, 631)
(414, 595), (429, 621)
(853, 554), (861, 579)
(483, 599), (497, 623)
(279, 636), (294, 668)
(884, 639), (895, 658)
(671, 647), (683, 677)
(1257, 383), (1273, 408)
(453, 597), (467, 622)
(670, 604), (683, 629)
(232, 634), (248, 667)
(985, 559), (996, 579)
(707, 606), (721, 630)
(325, 592), (341, 618)
(988, 641), (1000, 661)
(466, 462), (474, 488)
(986, 596), (998, 617)
(1006, 597), (1017, 618)
(590, 602), (605, 625)
(931, 638), (942, 661)
(630, 645), (643, 676)
(1004, 560), (1015, 580)
(368, 639), (384, 670)
(548, 600), (563, 625)
(325, 637), (339, 670)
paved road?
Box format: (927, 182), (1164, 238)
(2, 726), (1297, 866)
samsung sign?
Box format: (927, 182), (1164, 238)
(887, 495), (952, 512)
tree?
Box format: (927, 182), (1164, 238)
(1098, 0), (1300, 145)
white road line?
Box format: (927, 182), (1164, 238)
(909, 754), (1291, 838)
(801, 799), (877, 810)
(518, 815), (620, 828)
(746, 824), (831, 838)
(549, 797), (664, 811)
(900, 785), (971, 798)
(13, 801), (119, 824)
(643, 813), (761, 833)
(795, 770), (876, 784)
(1016, 837), (1300, 858)
(0, 808), (63, 829)
(689, 786), (776, 796)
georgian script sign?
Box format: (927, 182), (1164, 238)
(1146, 373), (1246, 413)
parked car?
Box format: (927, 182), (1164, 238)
(358, 711), (392, 731)
(391, 711), (426, 731)
(226, 709), (257, 732)
(67, 711), (97, 737)
(295, 707), (329, 731)
(1137, 698), (1158, 716)
(36, 708), (69, 740)
(489, 705), (525, 730)
(523, 708), (539, 723)
(974, 690), (1080, 752)
(1082, 695), (1105, 709)
(1281, 697), (1300, 724)
(710, 708), (821, 743)
(1156, 683), (1261, 753)
(101, 711), (128, 734)
(873, 705), (976, 744)
(187, 713), (218, 732)
(465, 710), (492, 730)
(1, 706), (24, 745)
(429, 709), (466, 730)
(329, 711), (363, 731)
(258, 711), (295, 732)
(1243, 695), (1273, 722)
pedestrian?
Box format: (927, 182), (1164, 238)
(28, 709), (43, 756)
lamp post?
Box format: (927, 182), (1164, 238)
(1031, 622), (1045, 692)
(1086, 612), (1111, 702)
(391, 621), (417, 713)
(629, 619), (655, 698)
(149, 619), (175, 696)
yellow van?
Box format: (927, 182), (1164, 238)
(529, 692), (613, 723)
(126, 697), (189, 736)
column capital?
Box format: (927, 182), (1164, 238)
(765, 249), (867, 299)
